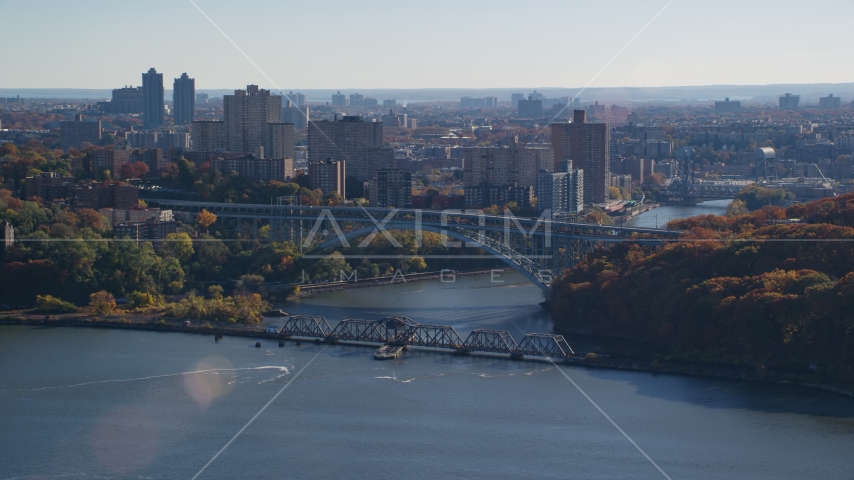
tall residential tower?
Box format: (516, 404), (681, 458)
(173, 73), (195, 125)
(142, 68), (164, 127)
(551, 110), (610, 204)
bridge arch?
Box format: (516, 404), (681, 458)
(310, 222), (553, 294)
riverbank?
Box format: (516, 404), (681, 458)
(1, 313), (852, 400)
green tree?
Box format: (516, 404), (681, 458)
(160, 232), (194, 262)
(34, 295), (77, 314)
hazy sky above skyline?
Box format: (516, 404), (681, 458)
(2, 0), (853, 90)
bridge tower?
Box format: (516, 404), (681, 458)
(676, 146), (696, 186)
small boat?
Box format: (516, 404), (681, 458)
(263, 310), (289, 317)
(374, 344), (405, 360)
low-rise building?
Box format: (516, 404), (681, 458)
(309, 159), (346, 197)
(99, 208), (173, 226)
(114, 218), (179, 243)
(209, 155), (294, 182)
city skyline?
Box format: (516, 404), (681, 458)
(2, 0), (854, 90)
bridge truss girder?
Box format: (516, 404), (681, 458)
(515, 333), (575, 358)
(462, 329), (519, 354)
(330, 318), (388, 343)
(281, 315), (333, 338)
(407, 324), (465, 349)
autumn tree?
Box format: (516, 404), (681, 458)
(89, 291), (116, 315)
(726, 199), (749, 216)
(196, 209), (217, 232)
(119, 161), (150, 180)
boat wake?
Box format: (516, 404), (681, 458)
(7, 366), (291, 392)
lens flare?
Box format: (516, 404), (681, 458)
(182, 356), (235, 409)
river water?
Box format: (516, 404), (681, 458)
(625, 199), (731, 229)
(2, 271), (854, 479)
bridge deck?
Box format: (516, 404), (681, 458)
(149, 199), (681, 239)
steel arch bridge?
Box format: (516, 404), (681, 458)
(151, 200), (680, 294)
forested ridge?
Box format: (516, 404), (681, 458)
(550, 194), (854, 376)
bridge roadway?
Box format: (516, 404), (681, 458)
(152, 199), (673, 237)
(662, 183), (747, 201)
(275, 315), (577, 360)
(151, 199), (681, 293)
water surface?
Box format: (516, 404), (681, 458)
(1, 273), (853, 479)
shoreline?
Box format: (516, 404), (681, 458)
(1, 314), (852, 400)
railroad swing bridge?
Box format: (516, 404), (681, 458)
(152, 200), (680, 294)
(278, 315), (576, 360)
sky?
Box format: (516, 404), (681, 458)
(1, 0), (853, 90)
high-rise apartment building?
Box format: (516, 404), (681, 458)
(60, 115), (101, 150)
(173, 73), (195, 125)
(511, 92), (525, 108)
(369, 167), (412, 208)
(265, 123), (295, 161)
(462, 142), (554, 208)
(551, 110), (610, 204)
(309, 159), (346, 197)
(624, 157), (644, 184)
(535, 161), (582, 216)
(332, 91), (348, 106)
(111, 87), (144, 114)
(308, 116), (390, 183)
(780, 93), (800, 110)
(142, 68), (164, 127)
(715, 98), (741, 112)
(285, 91), (305, 107)
(517, 99), (543, 118)
(460, 97), (498, 108)
(536, 171), (568, 219)
(819, 94), (842, 110)
(191, 121), (225, 151)
(349, 93), (364, 106)
(462, 143), (553, 192)
(223, 85), (284, 154)
(283, 101), (309, 129)
(381, 109), (409, 128)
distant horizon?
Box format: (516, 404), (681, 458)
(3, 82), (854, 104)
(3, 81), (854, 91)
